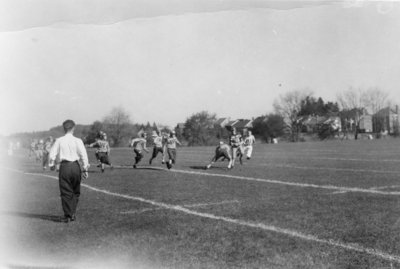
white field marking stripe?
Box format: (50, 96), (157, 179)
(170, 169), (400, 196)
(120, 200), (240, 214)
(6, 168), (400, 263)
(370, 185), (400, 190)
(255, 155), (400, 163)
(120, 208), (163, 214)
(331, 191), (350, 195)
(263, 163), (400, 175)
(183, 200), (240, 208)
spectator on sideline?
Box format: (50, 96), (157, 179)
(49, 119), (89, 223)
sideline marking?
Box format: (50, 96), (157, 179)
(5, 168), (400, 264)
(170, 169), (400, 196)
(183, 200), (239, 208)
(120, 200), (240, 215)
(263, 164), (399, 174)
(6, 166), (400, 196)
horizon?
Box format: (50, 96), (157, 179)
(2, 1), (400, 136)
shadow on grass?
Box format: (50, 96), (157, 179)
(189, 165), (230, 171)
(0, 211), (65, 223)
(134, 166), (167, 171)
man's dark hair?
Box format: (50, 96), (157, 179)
(63, 119), (76, 132)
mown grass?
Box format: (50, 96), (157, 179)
(1, 139), (400, 268)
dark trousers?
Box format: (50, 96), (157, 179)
(167, 148), (177, 164)
(134, 149), (144, 164)
(151, 147), (164, 159)
(98, 152), (111, 165)
(59, 161), (81, 218)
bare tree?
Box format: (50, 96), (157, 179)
(273, 90), (312, 142)
(336, 87), (368, 139)
(363, 87), (389, 133)
(103, 106), (132, 146)
(337, 87), (389, 137)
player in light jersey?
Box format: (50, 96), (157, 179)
(89, 133), (113, 172)
(243, 130), (256, 160)
(165, 131), (181, 169)
(229, 128), (243, 167)
(149, 131), (165, 165)
(42, 136), (54, 170)
(35, 139), (44, 163)
(130, 133), (149, 169)
(29, 139), (36, 158)
(206, 141), (233, 169)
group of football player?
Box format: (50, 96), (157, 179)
(87, 129), (182, 172)
(31, 127), (255, 172)
(29, 137), (56, 170)
(206, 128), (256, 169)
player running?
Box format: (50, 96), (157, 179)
(243, 130), (256, 160)
(149, 131), (165, 165)
(130, 133), (149, 169)
(35, 139), (45, 163)
(229, 128), (243, 166)
(42, 136), (54, 170)
(165, 131), (181, 169)
(206, 141), (233, 169)
(88, 132), (113, 172)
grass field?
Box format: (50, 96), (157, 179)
(1, 139), (400, 269)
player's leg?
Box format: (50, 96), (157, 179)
(231, 147), (238, 167)
(206, 150), (220, 169)
(149, 147), (157, 165)
(246, 145), (253, 159)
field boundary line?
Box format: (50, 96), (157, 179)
(120, 200), (240, 215)
(183, 200), (239, 208)
(171, 169), (400, 196)
(5, 168), (400, 264)
(264, 164), (399, 174)
(5, 166), (400, 196)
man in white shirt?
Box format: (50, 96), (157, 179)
(49, 119), (89, 223)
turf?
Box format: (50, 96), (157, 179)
(1, 139), (400, 268)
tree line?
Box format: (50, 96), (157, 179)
(11, 87), (397, 147)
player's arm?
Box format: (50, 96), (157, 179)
(48, 139), (60, 170)
(143, 140), (150, 153)
(129, 138), (137, 147)
(175, 138), (182, 146)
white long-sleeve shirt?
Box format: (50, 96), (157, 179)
(49, 133), (89, 170)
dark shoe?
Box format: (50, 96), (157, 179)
(59, 216), (70, 223)
(247, 157), (250, 160)
(133, 164), (137, 169)
(166, 162), (171, 170)
(96, 163), (101, 167)
(70, 215), (76, 221)
(162, 160), (165, 164)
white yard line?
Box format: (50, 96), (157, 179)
(262, 163), (399, 174)
(183, 200), (240, 208)
(5, 166), (400, 196)
(171, 169), (400, 196)
(120, 208), (164, 214)
(5, 168), (400, 264)
(370, 185), (400, 190)
(120, 200), (240, 215)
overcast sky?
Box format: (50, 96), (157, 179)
(1, 0), (400, 135)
